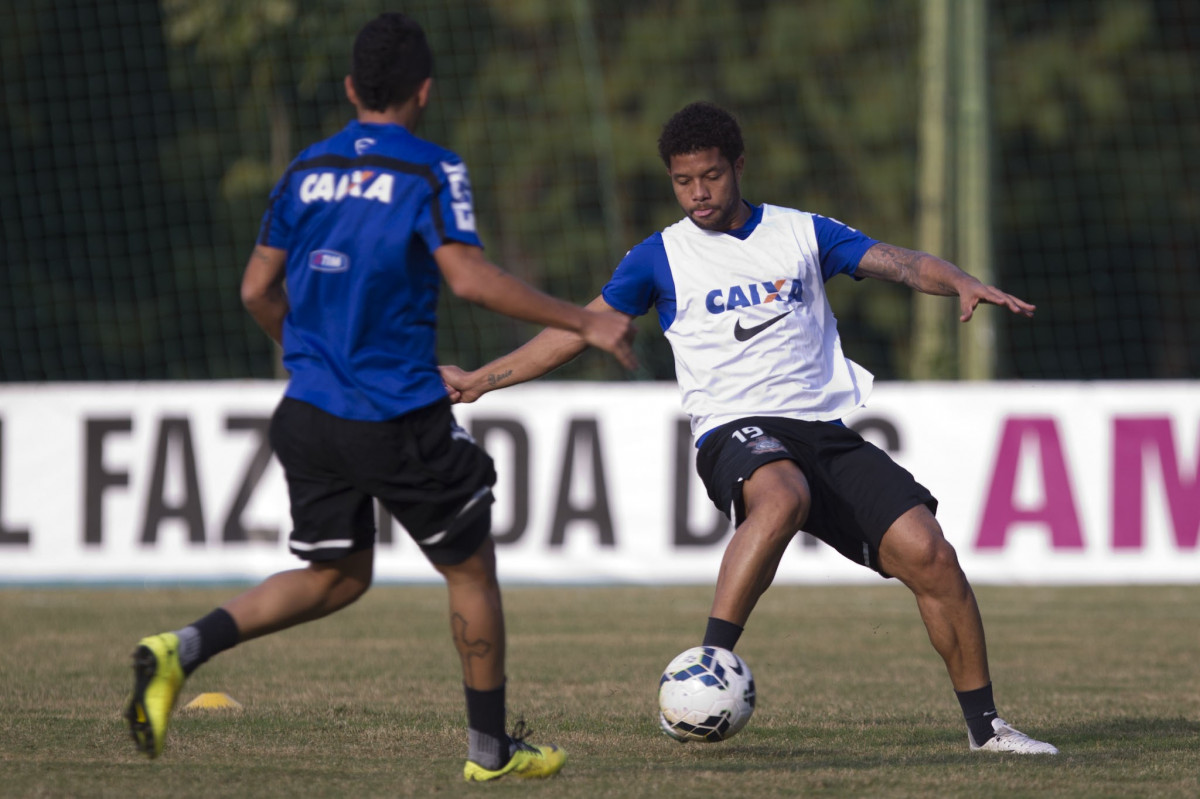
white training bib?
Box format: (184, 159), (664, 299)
(659, 205), (874, 439)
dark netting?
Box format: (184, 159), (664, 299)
(2, 0), (1197, 382)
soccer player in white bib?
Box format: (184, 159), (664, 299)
(442, 101), (1058, 755)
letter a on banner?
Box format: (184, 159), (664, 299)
(976, 417), (1084, 550)
(550, 418), (614, 547)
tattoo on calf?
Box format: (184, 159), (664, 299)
(452, 613), (492, 680)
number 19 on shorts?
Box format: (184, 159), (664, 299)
(730, 426), (764, 443)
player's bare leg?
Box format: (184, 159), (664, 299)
(222, 547), (375, 642)
(876, 507), (1055, 753)
(125, 547), (374, 758)
(438, 536), (567, 780)
(876, 505), (989, 691)
(709, 460), (810, 626)
(433, 536), (506, 690)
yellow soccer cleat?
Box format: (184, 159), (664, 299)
(463, 726), (567, 782)
(124, 633), (185, 758)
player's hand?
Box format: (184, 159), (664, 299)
(959, 283), (1036, 323)
(439, 365), (477, 404)
(580, 310), (638, 370)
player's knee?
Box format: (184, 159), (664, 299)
(881, 515), (965, 587)
(435, 555), (499, 593)
(742, 504), (808, 556)
(904, 534), (963, 586)
(310, 550), (374, 607)
(331, 573), (372, 610)
(777, 506), (809, 543)
(424, 509), (494, 574)
(926, 536), (962, 576)
(744, 472), (810, 535)
(771, 486), (810, 535)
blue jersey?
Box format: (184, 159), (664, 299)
(258, 120), (482, 421)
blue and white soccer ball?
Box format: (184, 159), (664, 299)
(657, 646), (756, 742)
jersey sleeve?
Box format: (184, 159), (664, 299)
(257, 167), (296, 249)
(812, 214), (878, 281)
(422, 157), (484, 251)
(601, 234), (667, 317)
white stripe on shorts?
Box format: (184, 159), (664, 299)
(289, 538), (354, 552)
(419, 486), (492, 547)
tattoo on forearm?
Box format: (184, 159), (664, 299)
(452, 613), (493, 682)
(869, 243), (960, 296)
(487, 369), (513, 387)
(871, 243), (919, 283)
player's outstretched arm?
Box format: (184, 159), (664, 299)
(856, 242), (1036, 323)
(441, 295), (624, 404)
(435, 242), (636, 369)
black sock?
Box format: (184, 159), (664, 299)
(702, 617), (744, 651)
(955, 683), (998, 745)
(465, 683), (508, 768)
(175, 608), (240, 677)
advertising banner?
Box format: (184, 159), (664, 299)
(0, 381), (1196, 584)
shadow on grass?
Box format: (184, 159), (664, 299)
(1046, 716), (1200, 756)
(644, 716), (1200, 774)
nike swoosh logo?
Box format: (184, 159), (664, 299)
(733, 308), (794, 341)
(728, 660), (744, 676)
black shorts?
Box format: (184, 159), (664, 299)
(695, 416), (937, 575)
(268, 396), (496, 566)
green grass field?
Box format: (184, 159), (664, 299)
(2, 584), (1198, 798)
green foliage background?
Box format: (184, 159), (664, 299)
(2, 0), (1197, 381)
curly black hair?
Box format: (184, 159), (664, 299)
(657, 102), (744, 168)
(351, 13), (433, 112)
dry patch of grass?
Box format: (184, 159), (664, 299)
(1, 584), (1197, 798)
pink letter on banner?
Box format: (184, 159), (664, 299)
(1111, 418), (1200, 550)
(976, 417), (1084, 550)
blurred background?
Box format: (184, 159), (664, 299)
(2, 0), (1197, 384)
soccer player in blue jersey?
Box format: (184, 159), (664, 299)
(442, 101), (1059, 754)
(123, 13), (636, 781)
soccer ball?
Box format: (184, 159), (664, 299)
(657, 646), (756, 742)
